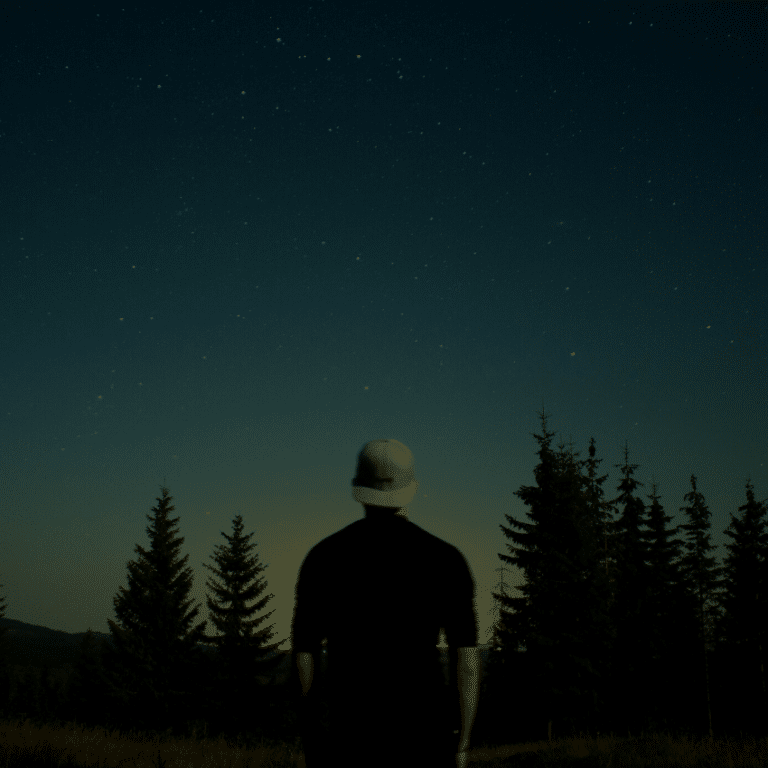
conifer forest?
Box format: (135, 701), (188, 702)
(1, 408), (766, 749)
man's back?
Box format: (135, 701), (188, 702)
(292, 513), (478, 669)
(291, 512), (479, 765)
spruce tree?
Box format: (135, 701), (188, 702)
(708, 480), (768, 739)
(637, 480), (704, 739)
(505, 410), (566, 743)
(96, 599), (154, 737)
(675, 474), (728, 740)
(34, 662), (66, 727)
(481, 406), (551, 747)
(194, 513), (289, 746)
(570, 438), (623, 621)
(97, 485), (213, 742)
(547, 436), (703, 741)
(501, 408), (616, 743)
(0, 579), (14, 721)
(60, 629), (119, 733)
(552, 435), (622, 739)
(2, 662), (68, 731)
(7, 664), (39, 725)
(585, 442), (654, 738)
(479, 565), (531, 748)
(0, 582), (12, 661)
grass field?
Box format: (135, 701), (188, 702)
(0, 715), (767, 768)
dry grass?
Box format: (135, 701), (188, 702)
(0, 715), (766, 767)
(465, 729), (768, 767)
(0, 716), (303, 768)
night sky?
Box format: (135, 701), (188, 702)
(2, 2), (766, 651)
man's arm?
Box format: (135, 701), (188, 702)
(456, 646), (481, 749)
(296, 651), (314, 696)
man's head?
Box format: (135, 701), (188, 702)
(351, 439), (418, 515)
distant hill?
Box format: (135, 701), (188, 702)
(0, 617), (497, 684)
(0, 616), (290, 677)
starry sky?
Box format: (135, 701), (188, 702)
(2, 2), (767, 652)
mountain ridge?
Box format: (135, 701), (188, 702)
(0, 616), (496, 681)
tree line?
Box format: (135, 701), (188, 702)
(0, 494), (302, 749)
(476, 407), (768, 746)
(0, 406), (766, 749)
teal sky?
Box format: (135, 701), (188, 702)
(2, 2), (766, 650)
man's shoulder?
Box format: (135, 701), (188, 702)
(307, 517), (466, 564)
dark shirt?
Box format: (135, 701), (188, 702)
(291, 513), (478, 711)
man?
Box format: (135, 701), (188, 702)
(291, 438), (481, 768)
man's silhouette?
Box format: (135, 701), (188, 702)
(291, 438), (480, 767)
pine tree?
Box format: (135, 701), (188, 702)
(584, 441), (658, 739)
(708, 480), (768, 739)
(570, 438), (623, 621)
(60, 629), (120, 733)
(0, 664), (10, 724)
(478, 565), (530, 748)
(499, 408), (616, 743)
(0, 579), (14, 721)
(675, 474), (729, 740)
(34, 662), (66, 727)
(97, 485), (213, 742)
(6, 664), (39, 725)
(510, 428), (709, 743)
(194, 513), (289, 745)
(0, 662), (66, 731)
(481, 407), (547, 747)
(636, 480), (704, 739)
(0, 583), (12, 659)
(551, 435), (622, 739)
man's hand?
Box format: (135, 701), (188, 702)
(296, 651), (314, 697)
